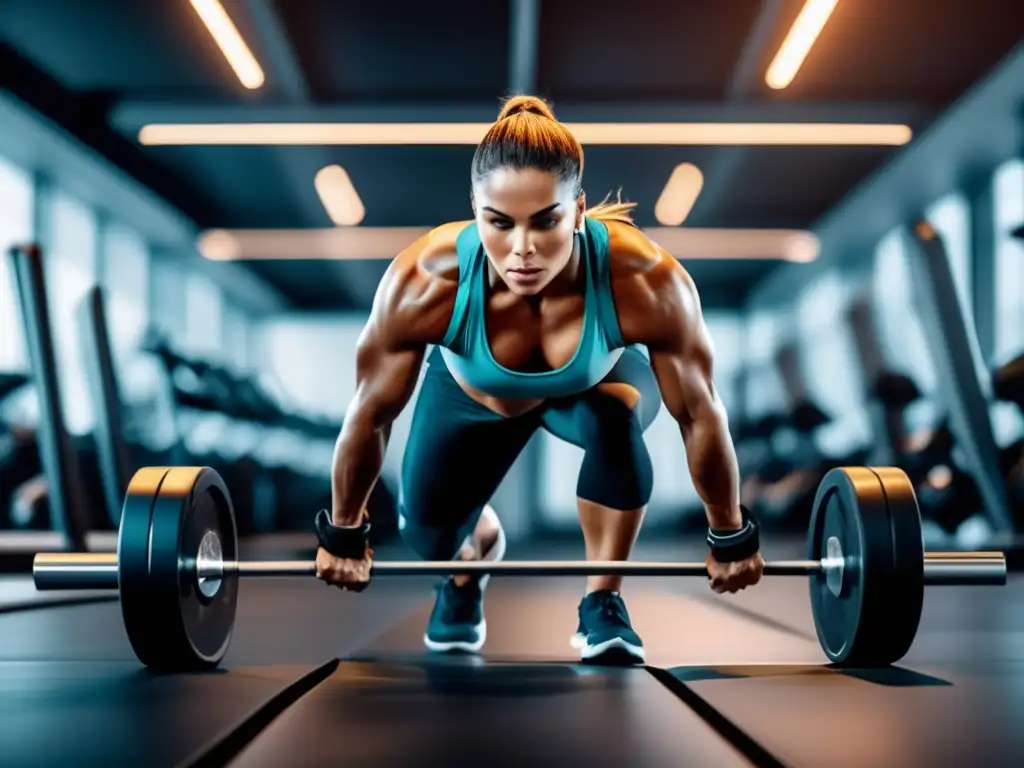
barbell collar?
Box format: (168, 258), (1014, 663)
(31, 550), (1006, 591)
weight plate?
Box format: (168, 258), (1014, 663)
(118, 466), (238, 670)
(871, 466), (925, 664)
(119, 466), (172, 666)
(807, 467), (902, 666)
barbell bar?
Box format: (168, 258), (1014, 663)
(30, 464), (1009, 672)
(33, 550), (1006, 588)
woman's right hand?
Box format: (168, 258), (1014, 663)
(315, 547), (373, 592)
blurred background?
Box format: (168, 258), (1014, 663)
(0, 0), (1022, 559)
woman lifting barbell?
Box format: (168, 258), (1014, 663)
(313, 94), (764, 664)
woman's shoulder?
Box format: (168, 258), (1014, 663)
(600, 219), (699, 343)
(383, 220), (471, 290)
(402, 220), (475, 282)
(602, 219), (685, 283)
(378, 221), (473, 344)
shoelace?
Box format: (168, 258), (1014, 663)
(438, 579), (480, 622)
(591, 594), (629, 626)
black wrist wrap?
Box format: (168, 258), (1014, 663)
(315, 509), (371, 558)
(706, 507), (760, 562)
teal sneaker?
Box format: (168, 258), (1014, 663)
(423, 577), (487, 653)
(423, 516), (505, 654)
(570, 589), (645, 664)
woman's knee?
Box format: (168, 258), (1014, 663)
(575, 393), (655, 510)
(595, 381), (642, 410)
(398, 501), (481, 561)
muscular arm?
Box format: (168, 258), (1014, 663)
(622, 248), (743, 531)
(330, 233), (458, 526)
(331, 314), (424, 526)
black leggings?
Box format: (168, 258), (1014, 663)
(398, 345), (661, 561)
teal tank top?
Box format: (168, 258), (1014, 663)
(438, 216), (626, 399)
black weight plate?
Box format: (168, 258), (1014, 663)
(119, 466), (238, 670)
(118, 466), (173, 667)
(870, 466), (925, 664)
(807, 467), (900, 666)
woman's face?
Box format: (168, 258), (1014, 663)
(472, 166), (584, 296)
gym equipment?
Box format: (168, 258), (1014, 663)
(77, 287), (134, 528)
(0, 372), (42, 528)
(32, 464), (1005, 672)
(752, 343), (846, 530)
(992, 351), (1024, 518)
(908, 222), (1012, 532)
(8, 245), (95, 547)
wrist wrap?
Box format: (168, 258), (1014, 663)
(706, 507), (760, 562)
(315, 509), (371, 559)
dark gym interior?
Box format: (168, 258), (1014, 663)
(1, 2), (1023, 766)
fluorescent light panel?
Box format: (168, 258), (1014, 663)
(314, 165), (364, 225)
(189, 0), (265, 90)
(655, 163), (704, 225)
(138, 121), (912, 146)
(766, 0), (840, 90)
(197, 226), (819, 263)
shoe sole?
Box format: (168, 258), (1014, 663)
(570, 632), (645, 664)
(424, 620), (487, 653)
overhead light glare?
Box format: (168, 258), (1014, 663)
(189, 0), (265, 90)
(655, 163), (704, 225)
(314, 165), (365, 226)
(139, 121), (911, 147)
(766, 0), (839, 90)
(197, 226), (819, 263)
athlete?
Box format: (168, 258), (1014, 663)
(313, 95), (764, 664)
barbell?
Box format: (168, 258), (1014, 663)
(33, 465), (1005, 671)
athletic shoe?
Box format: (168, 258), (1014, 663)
(423, 510), (506, 653)
(423, 577), (487, 653)
(570, 589), (645, 664)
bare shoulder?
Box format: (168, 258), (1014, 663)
(373, 220), (472, 346)
(603, 220), (701, 348)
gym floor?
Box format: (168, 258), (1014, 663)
(1, 534), (1021, 767)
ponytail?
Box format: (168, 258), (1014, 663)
(585, 190), (638, 227)
(474, 95), (637, 227)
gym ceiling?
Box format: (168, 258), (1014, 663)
(0, 0), (1020, 311)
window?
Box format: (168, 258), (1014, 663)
(746, 309), (785, 365)
(184, 272), (223, 359)
(0, 154), (34, 372)
(991, 159), (1024, 447)
(797, 271), (872, 454)
(925, 191), (992, 390)
(101, 222), (150, 361)
(47, 190), (97, 435)
(872, 227), (939, 432)
(925, 192), (972, 321)
(221, 303), (250, 371)
(993, 159), (1024, 363)
(743, 309), (789, 420)
(148, 254), (188, 343)
(743, 361), (787, 419)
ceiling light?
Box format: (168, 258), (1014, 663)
(766, 0), (839, 90)
(655, 163), (704, 225)
(644, 228), (819, 262)
(189, 0), (265, 90)
(197, 226), (818, 263)
(314, 165), (365, 226)
(138, 121), (911, 147)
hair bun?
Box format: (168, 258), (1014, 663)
(497, 95), (556, 122)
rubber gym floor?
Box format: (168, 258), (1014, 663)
(2, 533), (1021, 768)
